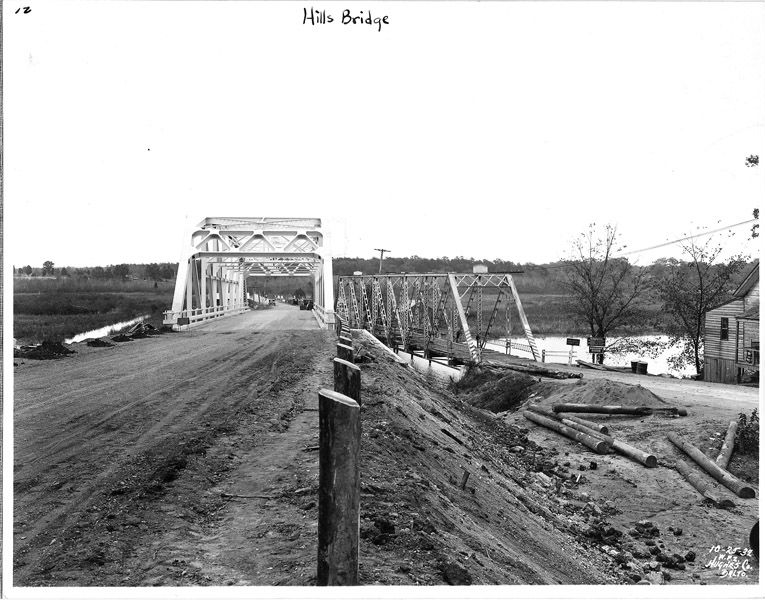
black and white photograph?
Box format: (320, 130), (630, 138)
(2, 1), (763, 597)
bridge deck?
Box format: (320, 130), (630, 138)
(189, 303), (320, 332)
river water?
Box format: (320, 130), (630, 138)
(64, 315), (150, 344)
(485, 335), (696, 378)
(394, 335), (695, 379)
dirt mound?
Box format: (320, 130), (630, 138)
(86, 338), (114, 348)
(14, 341), (76, 360)
(349, 334), (620, 585)
(454, 365), (538, 413)
(111, 334), (133, 342)
(546, 379), (669, 408)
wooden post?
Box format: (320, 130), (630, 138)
(335, 316), (344, 337)
(317, 389), (360, 586)
(560, 414), (609, 435)
(337, 343), (354, 363)
(611, 439), (657, 468)
(560, 418), (614, 446)
(715, 421), (738, 469)
(649, 406), (688, 417)
(552, 403), (653, 416)
(675, 459), (731, 507)
(527, 405), (655, 467)
(527, 405), (613, 444)
(334, 358), (361, 405)
(541, 349), (546, 363)
(523, 411), (609, 454)
(667, 432), (755, 499)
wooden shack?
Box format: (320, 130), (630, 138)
(703, 262), (759, 384)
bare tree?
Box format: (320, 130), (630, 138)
(564, 224), (648, 361)
(657, 235), (748, 375)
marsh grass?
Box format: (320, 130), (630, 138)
(13, 277), (174, 344)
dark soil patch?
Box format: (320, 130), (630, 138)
(14, 341), (76, 360)
(111, 334), (133, 342)
(86, 338), (114, 348)
(454, 365), (541, 413)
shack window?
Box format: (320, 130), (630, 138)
(720, 317), (729, 340)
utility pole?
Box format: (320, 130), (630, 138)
(374, 248), (390, 274)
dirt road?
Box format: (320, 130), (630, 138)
(551, 365), (760, 413)
(13, 304), (331, 585)
(12, 307), (759, 588)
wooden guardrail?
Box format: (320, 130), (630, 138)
(540, 348), (577, 365)
(317, 328), (361, 586)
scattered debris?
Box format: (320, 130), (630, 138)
(14, 341), (76, 360)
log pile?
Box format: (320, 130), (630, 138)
(667, 432), (755, 499)
(526, 403), (657, 468)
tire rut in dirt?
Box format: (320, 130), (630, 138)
(14, 331), (326, 585)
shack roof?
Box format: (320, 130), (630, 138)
(734, 261), (759, 298)
(736, 305), (760, 322)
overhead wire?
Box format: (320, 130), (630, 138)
(523, 217), (758, 271)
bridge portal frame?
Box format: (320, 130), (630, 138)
(164, 217), (335, 328)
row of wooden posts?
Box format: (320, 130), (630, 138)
(524, 404), (755, 504)
(317, 317), (362, 586)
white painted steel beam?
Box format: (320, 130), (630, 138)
(166, 217), (334, 327)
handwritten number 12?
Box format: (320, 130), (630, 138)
(15, 6), (32, 13)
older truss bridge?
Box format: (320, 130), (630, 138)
(335, 272), (540, 364)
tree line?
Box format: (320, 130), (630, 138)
(14, 262), (177, 281)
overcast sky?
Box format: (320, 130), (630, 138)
(4, 1), (763, 269)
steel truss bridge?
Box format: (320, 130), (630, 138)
(164, 217), (335, 328)
(335, 272), (540, 364)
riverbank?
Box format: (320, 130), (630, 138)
(12, 277), (174, 344)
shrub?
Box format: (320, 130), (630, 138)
(735, 409), (759, 455)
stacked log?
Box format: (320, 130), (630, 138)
(523, 411), (609, 454)
(715, 421), (738, 469)
(668, 432), (755, 499)
(552, 403), (652, 416)
(675, 459), (732, 508)
(527, 404), (656, 467)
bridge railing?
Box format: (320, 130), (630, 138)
(484, 339), (536, 357)
(162, 303), (249, 326)
(540, 349), (577, 365)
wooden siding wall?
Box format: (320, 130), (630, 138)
(704, 357), (738, 384)
(741, 320), (759, 353)
(704, 299), (744, 362)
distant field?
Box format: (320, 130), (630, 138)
(13, 277), (664, 345)
(13, 278), (175, 344)
(517, 293), (667, 337)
